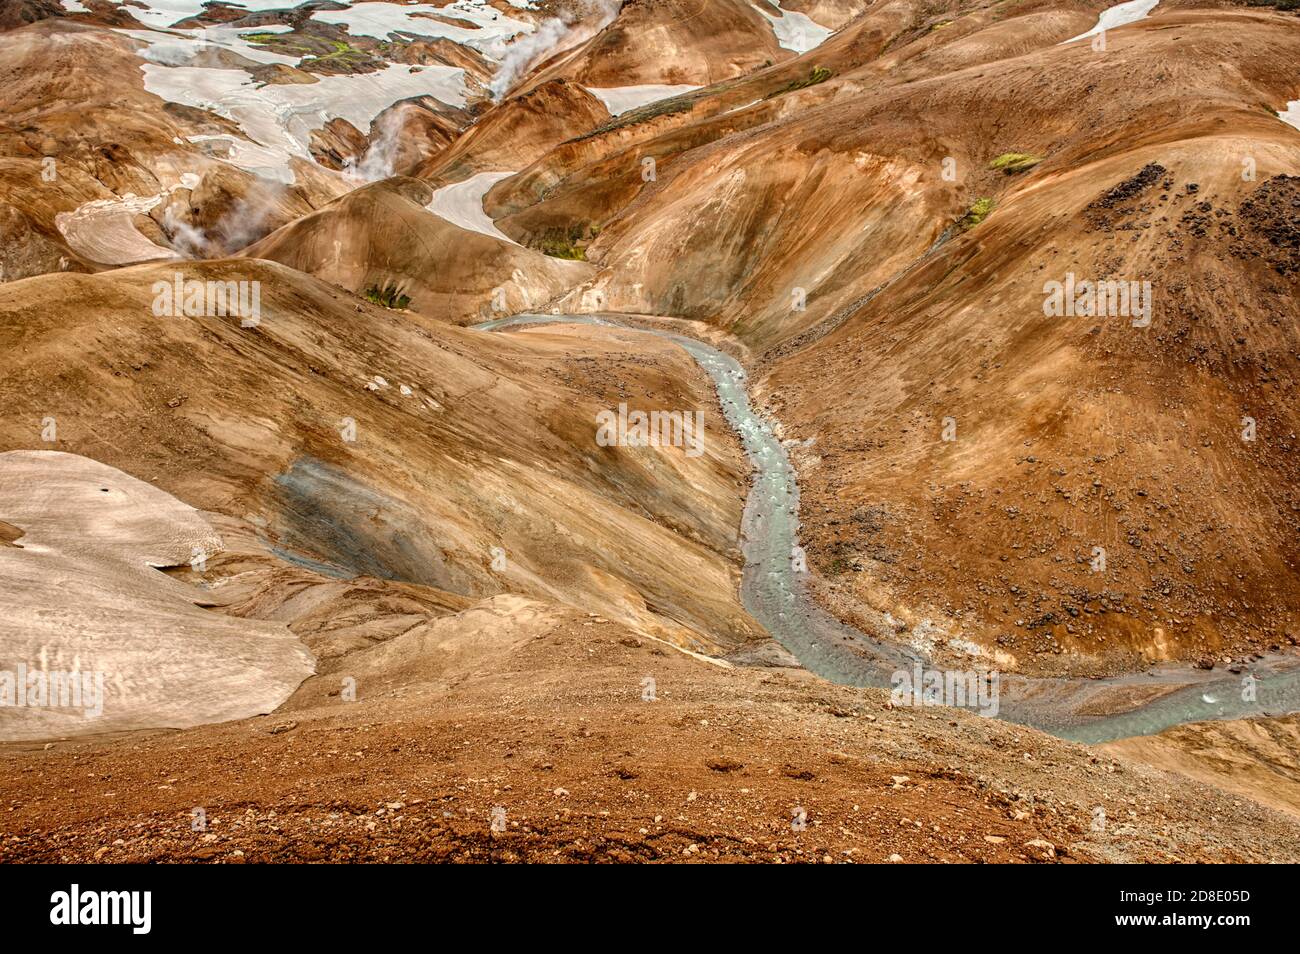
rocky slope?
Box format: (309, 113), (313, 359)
(6, 601), (1300, 862)
(1, 0), (1298, 862)
(479, 1), (1300, 675)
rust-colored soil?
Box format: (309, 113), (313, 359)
(5, 605), (1298, 863)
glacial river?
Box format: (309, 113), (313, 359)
(476, 313), (1300, 743)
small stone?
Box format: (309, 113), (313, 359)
(1025, 838), (1056, 859)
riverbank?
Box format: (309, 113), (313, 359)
(477, 313), (1300, 744)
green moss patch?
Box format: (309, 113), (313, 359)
(989, 152), (1043, 174)
(960, 197), (994, 229)
(766, 65), (833, 99)
(365, 284), (411, 310)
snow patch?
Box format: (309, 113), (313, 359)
(54, 171), (207, 266)
(142, 62), (466, 183)
(585, 84), (699, 117)
(426, 171), (519, 244)
(55, 193), (176, 266)
(113, 0), (304, 30)
(0, 451), (314, 742)
(1062, 0), (1161, 45)
(119, 25), (300, 68)
(1278, 101), (1300, 133)
(752, 1), (833, 54)
(313, 1), (532, 57)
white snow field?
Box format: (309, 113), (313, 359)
(0, 451), (314, 742)
(585, 84), (700, 117)
(141, 62), (467, 183)
(426, 171), (520, 244)
(752, 1), (833, 54)
(1062, 0), (1161, 45)
(313, 0), (532, 55)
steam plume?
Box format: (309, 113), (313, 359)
(489, 0), (621, 100)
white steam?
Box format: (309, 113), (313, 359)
(489, 0), (621, 100)
(346, 108), (405, 184)
(217, 186), (285, 252)
(162, 180), (286, 257)
(162, 205), (208, 257)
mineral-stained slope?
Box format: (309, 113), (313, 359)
(240, 176), (593, 324)
(0, 260), (757, 658)
(486, 3), (1300, 674)
(2, 0), (1300, 863)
